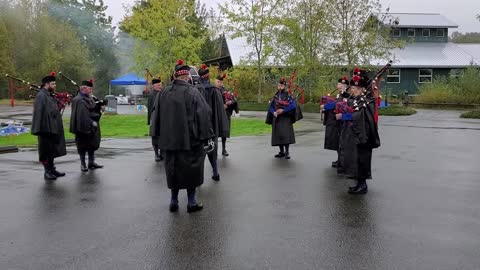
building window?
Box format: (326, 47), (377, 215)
(419, 69), (433, 83)
(387, 69), (401, 83)
(407, 29), (415, 37)
(422, 29), (430, 37)
(436, 29), (445, 37)
(392, 28), (401, 37)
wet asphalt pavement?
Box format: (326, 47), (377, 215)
(1, 109), (480, 269)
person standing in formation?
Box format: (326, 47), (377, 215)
(215, 73), (239, 157)
(197, 64), (229, 181)
(31, 71), (67, 180)
(266, 77), (297, 160)
(336, 72), (380, 194)
(151, 60), (214, 213)
(69, 80), (103, 172)
(147, 77), (164, 162)
(322, 77), (349, 170)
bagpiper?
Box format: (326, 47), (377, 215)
(197, 64), (229, 181)
(150, 60), (214, 212)
(215, 73), (239, 157)
(70, 79), (103, 172)
(147, 77), (164, 162)
(335, 71), (380, 194)
(31, 71), (67, 180)
(322, 76), (349, 169)
(266, 77), (297, 160)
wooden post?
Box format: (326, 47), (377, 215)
(9, 78), (14, 107)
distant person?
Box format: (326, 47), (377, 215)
(266, 77), (297, 160)
(31, 71), (67, 180)
(150, 60), (214, 213)
(147, 77), (164, 162)
(215, 73), (239, 157)
(321, 76), (349, 169)
(70, 80), (103, 172)
(196, 64), (229, 181)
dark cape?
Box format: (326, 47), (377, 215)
(69, 93), (101, 152)
(323, 94), (342, 151)
(266, 90), (297, 146)
(147, 90), (160, 146)
(219, 87), (239, 138)
(150, 79), (214, 190)
(338, 96), (380, 179)
(197, 81), (229, 138)
(31, 88), (67, 161)
(147, 90), (159, 125)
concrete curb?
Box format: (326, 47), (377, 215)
(0, 146), (19, 154)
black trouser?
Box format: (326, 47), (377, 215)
(79, 149), (96, 165)
(279, 144), (290, 153)
(221, 137), (227, 152)
(207, 137), (219, 176)
(42, 158), (55, 171)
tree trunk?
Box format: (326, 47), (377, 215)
(257, 60), (262, 103)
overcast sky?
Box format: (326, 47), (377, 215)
(104, 0), (480, 33)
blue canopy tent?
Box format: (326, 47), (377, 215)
(109, 73), (147, 95)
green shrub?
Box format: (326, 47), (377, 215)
(379, 105), (417, 116)
(415, 67), (480, 104)
(460, 111), (480, 119)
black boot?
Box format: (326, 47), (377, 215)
(332, 161), (338, 168)
(80, 152), (88, 172)
(81, 162), (88, 172)
(348, 179), (368, 194)
(274, 152), (285, 158)
(348, 180), (360, 192)
(284, 145), (291, 159)
(88, 151), (103, 169)
(49, 159), (65, 177)
(51, 167), (66, 177)
(221, 137), (229, 156)
(187, 203), (204, 213)
(43, 163), (57, 180)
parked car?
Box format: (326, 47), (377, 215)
(116, 95), (129, 105)
(189, 66), (200, 85)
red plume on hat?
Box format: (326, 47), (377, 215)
(89, 79), (93, 83)
(222, 73), (226, 79)
(353, 75), (360, 82)
(50, 71), (56, 77)
(201, 64), (207, 70)
(177, 59), (184, 65)
(342, 76), (348, 81)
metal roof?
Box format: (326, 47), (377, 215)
(456, 44), (480, 64)
(374, 13), (459, 28)
(371, 42), (480, 68)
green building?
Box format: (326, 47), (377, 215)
(372, 13), (480, 94)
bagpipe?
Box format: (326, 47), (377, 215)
(331, 60), (393, 120)
(5, 74), (72, 115)
(363, 60), (393, 100)
(59, 72), (108, 114)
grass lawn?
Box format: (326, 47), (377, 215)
(0, 99), (34, 106)
(460, 111), (480, 119)
(378, 105), (417, 116)
(0, 115), (271, 147)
